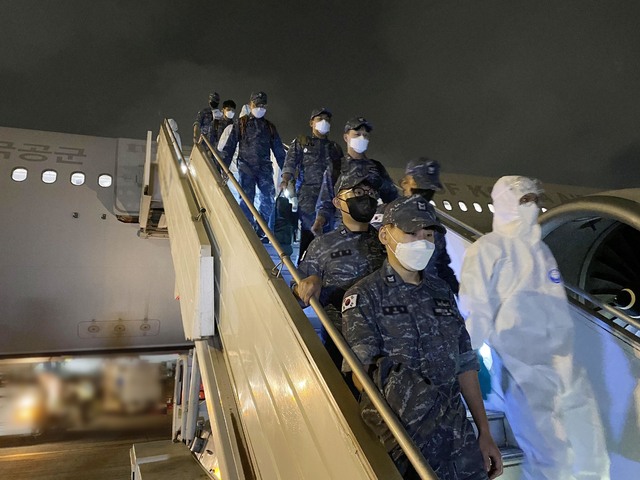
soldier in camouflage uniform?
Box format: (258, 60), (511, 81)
(293, 163), (386, 376)
(311, 116), (398, 235)
(341, 195), (502, 480)
(193, 92), (223, 146)
(280, 107), (343, 262)
(220, 91), (287, 237)
(216, 99), (236, 141)
(402, 157), (459, 294)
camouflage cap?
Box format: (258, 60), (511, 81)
(310, 107), (332, 120)
(344, 116), (373, 133)
(208, 92), (220, 105)
(249, 91), (268, 106)
(382, 194), (445, 233)
(404, 157), (443, 191)
(335, 161), (376, 193)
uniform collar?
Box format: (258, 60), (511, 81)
(380, 259), (429, 289)
(338, 222), (376, 237)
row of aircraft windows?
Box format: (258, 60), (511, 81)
(10, 167), (112, 188)
(10, 166), (548, 214)
(432, 199), (547, 214)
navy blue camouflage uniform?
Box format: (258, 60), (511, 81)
(315, 155), (398, 230)
(341, 195), (486, 479)
(221, 99), (286, 230)
(298, 223), (386, 365)
(282, 134), (343, 255)
(194, 107), (220, 146)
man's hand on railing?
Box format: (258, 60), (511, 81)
(311, 217), (326, 237)
(293, 275), (322, 306)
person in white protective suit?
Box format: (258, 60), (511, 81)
(459, 176), (610, 480)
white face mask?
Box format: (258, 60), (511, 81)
(388, 229), (436, 272)
(212, 109), (223, 120)
(225, 110), (235, 119)
(517, 202), (539, 226)
(315, 119), (330, 135)
(349, 136), (369, 153)
(251, 107), (266, 118)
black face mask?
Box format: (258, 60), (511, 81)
(345, 196), (378, 223)
(411, 189), (435, 202)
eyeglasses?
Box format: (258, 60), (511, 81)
(340, 186), (379, 199)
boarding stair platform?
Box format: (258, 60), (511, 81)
(138, 120), (640, 479)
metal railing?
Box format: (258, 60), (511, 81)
(196, 134), (437, 479)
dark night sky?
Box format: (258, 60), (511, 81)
(2, 0), (640, 189)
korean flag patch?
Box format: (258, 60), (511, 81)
(342, 294), (358, 313)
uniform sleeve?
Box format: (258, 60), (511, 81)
(433, 231), (460, 295)
(315, 166), (336, 223)
(281, 139), (299, 177)
(377, 164), (399, 204)
(194, 109), (203, 127)
(449, 290), (480, 374)
(297, 236), (323, 279)
(220, 123), (239, 167)
(458, 240), (501, 349)
(342, 285), (381, 371)
(270, 128), (286, 170)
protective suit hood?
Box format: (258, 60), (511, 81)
(491, 175), (542, 243)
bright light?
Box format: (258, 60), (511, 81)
(488, 203), (495, 213)
(458, 201), (468, 212)
(443, 200), (452, 211)
(473, 202), (482, 212)
(479, 342), (493, 370)
(12, 167), (28, 182)
(541, 207), (548, 213)
(180, 163), (188, 174)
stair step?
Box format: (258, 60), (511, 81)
(500, 446), (524, 467)
(467, 409), (508, 447)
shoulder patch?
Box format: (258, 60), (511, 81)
(548, 268), (562, 284)
(342, 294), (358, 313)
(417, 200), (427, 211)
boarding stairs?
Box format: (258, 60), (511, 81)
(140, 120), (639, 479)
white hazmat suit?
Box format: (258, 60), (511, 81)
(459, 176), (609, 480)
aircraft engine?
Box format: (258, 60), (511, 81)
(541, 189), (640, 335)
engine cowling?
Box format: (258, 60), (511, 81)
(541, 189), (640, 330)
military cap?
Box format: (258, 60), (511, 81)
(222, 99), (236, 109)
(310, 107), (332, 120)
(208, 92), (220, 105)
(344, 116), (373, 133)
(382, 194), (445, 233)
(249, 91), (268, 106)
(334, 163), (374, 193)
(405, 157), (443, 191)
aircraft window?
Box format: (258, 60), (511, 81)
(443, 200), (453, 211)
(473, 202), (483, 212)
(541, 207), (548, 213)
(42, 169), (57, 184)
(11, 167), (28, 182)
(98, 174), (112, 188)
(488, 203), (495, 213)
(70, 172), (85, 186)
(458, 201), (468, 212)
(429, 200), (436, 206)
